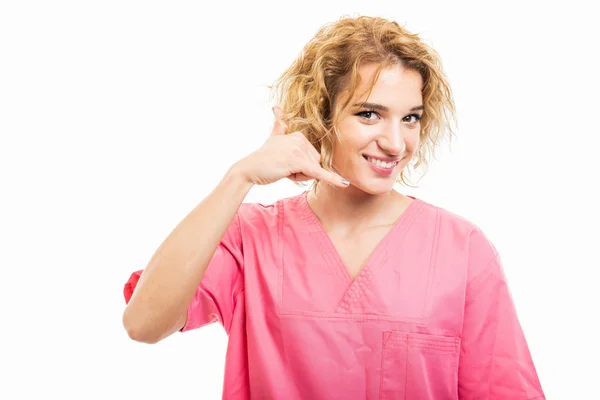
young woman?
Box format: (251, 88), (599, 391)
(122, 16), (545, 399)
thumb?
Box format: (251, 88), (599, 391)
(270, 106), (288, 136)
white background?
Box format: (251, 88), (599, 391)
(1, 1), (599, 398)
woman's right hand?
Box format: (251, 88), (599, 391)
(233, 106), (349, 188)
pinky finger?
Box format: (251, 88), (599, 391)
(289, 172), (312, 182)
(311, 167), (349, 188)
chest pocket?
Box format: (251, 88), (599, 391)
(380, 331), (460, 400)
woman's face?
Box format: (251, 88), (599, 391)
(331, 63), (423, 195)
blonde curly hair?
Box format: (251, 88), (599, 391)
(268, 15), (457, 188)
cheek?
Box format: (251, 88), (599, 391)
(333, 123), (363, 153)
(335, 136), (369, 165)
(341, 123), (374, 149)
(414, 133), (422, 150)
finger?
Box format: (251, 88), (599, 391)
(289, 172), (312, 182)
(291, 131), (320, 164)
(303, 164), (349, 188)
(270, 106), (288, 136)
(306, 142), (321, 165)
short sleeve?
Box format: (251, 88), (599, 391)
(458, 228), (545, 399)
(123, 211), (244, 335)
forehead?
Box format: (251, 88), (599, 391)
(341, 63), (423, 110)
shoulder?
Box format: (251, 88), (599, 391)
(413, 196), (479, 235)
(414, 196), (498, 260)
(414, 197), (500, 285)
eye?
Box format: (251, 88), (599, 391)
(355, 110), (380, 121)
(403, 113), (422, 125)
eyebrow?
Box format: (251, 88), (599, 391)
(352, 102), (424, 112)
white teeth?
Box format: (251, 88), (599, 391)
(367, 157), (396, 169)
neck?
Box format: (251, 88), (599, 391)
(306, 182), (401, 232)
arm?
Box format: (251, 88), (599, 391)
(458, 229), (545, 399)
(122, 165), (253, 344)
(122, 106), (347, 344)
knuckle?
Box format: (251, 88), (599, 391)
(290, 145), (305, 159)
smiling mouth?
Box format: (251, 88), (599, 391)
(363, 155), (399, 169)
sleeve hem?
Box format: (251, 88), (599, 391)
(178, 293), (194, 332)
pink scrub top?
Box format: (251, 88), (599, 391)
(124, 193), (545, 399)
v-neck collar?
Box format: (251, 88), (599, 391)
(295, 191), (424, 311)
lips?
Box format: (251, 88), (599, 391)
(363, 155), (399, 169)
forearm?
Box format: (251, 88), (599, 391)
(122, 164), (253, 343)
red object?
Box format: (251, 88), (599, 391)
(123, 270), (143, 304)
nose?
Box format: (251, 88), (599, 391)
(377, 119), (405, 155)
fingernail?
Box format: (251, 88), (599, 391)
(341, 178), (349, 186)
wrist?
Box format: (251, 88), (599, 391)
(224, 161), (255, 191)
